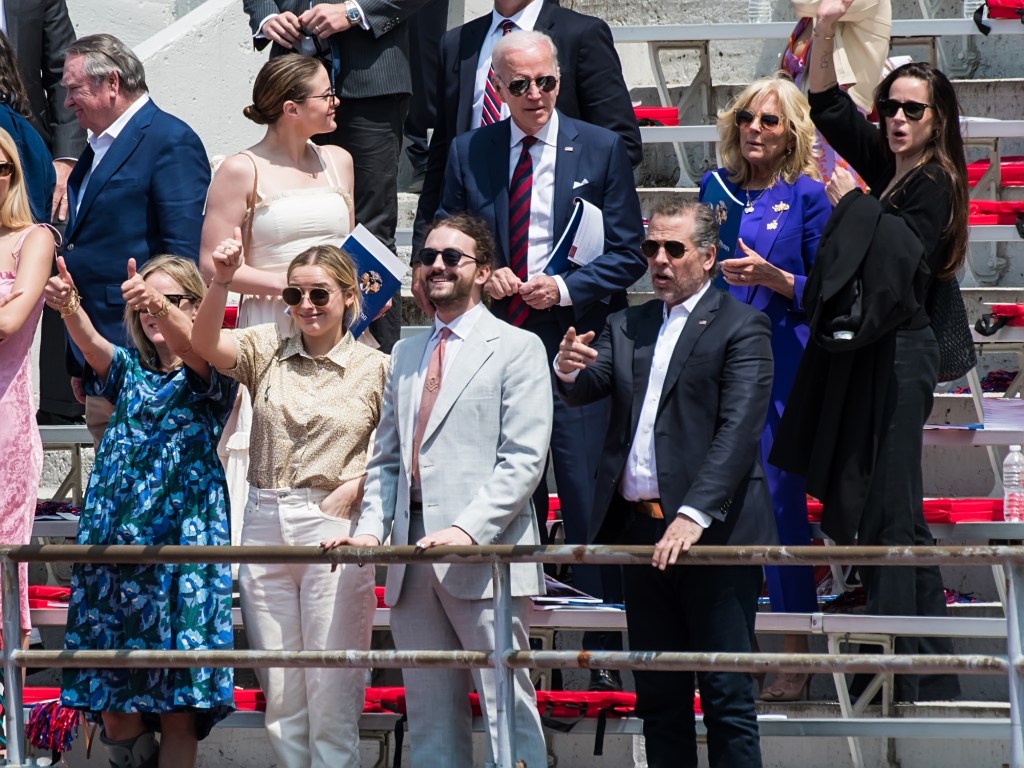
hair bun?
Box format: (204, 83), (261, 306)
(242, 104), (268, 125)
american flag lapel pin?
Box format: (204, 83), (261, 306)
(698, 320), (708, 325)
(564, 146), (573, 152)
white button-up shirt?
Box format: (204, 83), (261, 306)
(76, 93), (151, 215)
(471, 0), (545, 127)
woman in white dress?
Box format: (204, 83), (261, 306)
(200, 54), (355, 533)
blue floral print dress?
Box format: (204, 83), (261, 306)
(61, 347), (237, 738)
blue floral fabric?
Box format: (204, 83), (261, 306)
(61, 347), (237, 739)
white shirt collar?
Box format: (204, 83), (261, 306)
(433, 301), (486, 341)
(87, 93), (151, 149)
(489, 0), (544, 35)
(663, 280), (712, 322)
(509, 109), (559, 150)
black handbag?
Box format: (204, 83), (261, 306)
(927, 276), (977, 382)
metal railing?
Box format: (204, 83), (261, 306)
(2, 543), (1024, 768)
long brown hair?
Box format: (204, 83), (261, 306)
(873, 63), (968, 279)
(0, 32), (31, 117)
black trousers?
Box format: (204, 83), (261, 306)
(857, 326), (960, 701)
(316, 94), (408, 353)
(622, 514), (763, 768)
(403, 0), (448, 171)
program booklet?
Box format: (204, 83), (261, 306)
(339, 224), (408, 338)
(699, 170), (744, 261)
(547, 197), (605, 276)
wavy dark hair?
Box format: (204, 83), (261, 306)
(873, 62), (968, 279)
(0, 31), (32, 118)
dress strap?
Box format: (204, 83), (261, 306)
(310, 142), (342, 188)
(237, 150), (263, 203)
(11, 223), (58, 266)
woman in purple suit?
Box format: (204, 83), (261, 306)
(700, 73), (831, 702)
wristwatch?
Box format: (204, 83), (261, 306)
(344, 0), (362, 25)
(150, 296), (171, 319)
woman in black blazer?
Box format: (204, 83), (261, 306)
(773, 0), (969, 702)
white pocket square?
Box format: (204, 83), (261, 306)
(572, 179), (589, 189)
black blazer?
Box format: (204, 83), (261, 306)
(560, 288), (778, 547)
(244, 0), (431, 99)
(413, 3), (643, 251)
(4, 0), (86, 158)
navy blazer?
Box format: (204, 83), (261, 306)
(63, 99), (210, 372)
(438, 112), (645, 337)
(412, 3), (643, 252)
(560, 288), (778, 547)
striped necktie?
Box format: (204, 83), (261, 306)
(481, 20), (516, 126)
(507, 135), (538, 327)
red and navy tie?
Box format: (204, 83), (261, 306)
(507, 135), (537, 327)
(481, 20), (516, 126)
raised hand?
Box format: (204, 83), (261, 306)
(211, 226), (245, 283)
(44, 256), (77, 310)
(121, 258), (159, 313)
(556, 326), (598, 374)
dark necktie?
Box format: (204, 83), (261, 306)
(507, 135), (537, 327)
(412, 327), (452, 487)
(481, 20), (516, 126)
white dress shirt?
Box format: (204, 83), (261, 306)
(412, 302), (486, 423)
(75, 94), (151, 215)
(508, 112), (570, 305)
(0, 1), (7, 35)
(470, 0), (545, 127)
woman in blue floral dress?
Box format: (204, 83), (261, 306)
(45, 254), (236, 768)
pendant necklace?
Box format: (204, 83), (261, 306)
(744, 187), (765, 214)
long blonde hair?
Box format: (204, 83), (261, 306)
(124, 255), (206, 371)
(717, 74), (821, 187)
(0, 128), (36, 230)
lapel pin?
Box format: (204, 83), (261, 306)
(698, 319), (708, 325)
(564, 146), (573, 152)
(766, 220), (779, 230)
(772, 202), (790, 213)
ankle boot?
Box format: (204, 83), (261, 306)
(100, 729), (159, 768)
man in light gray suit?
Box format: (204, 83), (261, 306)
(342, 212), (551, 767)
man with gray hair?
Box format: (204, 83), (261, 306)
(555, 200), (776, 768)
(60, 33), (210, 445)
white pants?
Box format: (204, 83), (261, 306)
(239, 487), (376, 768)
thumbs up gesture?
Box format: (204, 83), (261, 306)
(44, 256), (79, 311)
(211, 226), (245, 283)
(556, 326), (598, 374)
(121, 258), (158, 313)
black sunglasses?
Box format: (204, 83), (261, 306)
(641, 239), (692, 259)
(281, 286), (338, 307)
(0, 162), (14, 178)
(876, 98), (934, 121)
(497, 74), (558, 98)
(144, 294), (195, 314)
(734, 109), (782, 129)
(417, 247), (482, 268)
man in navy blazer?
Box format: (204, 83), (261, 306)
(60, 34), (210, 443)
(556, 201), (775, 768)
(413, 0), (641, 254)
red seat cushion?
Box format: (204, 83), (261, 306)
(968, 199), (1024, 225)
(634, 107), (679, 126)
(967, 156), (1024, 188)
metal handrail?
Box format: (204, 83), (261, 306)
(3, 544), (1024, 768)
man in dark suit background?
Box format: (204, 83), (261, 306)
(61, 33), (210, 445)
(413, 0), (641, 256)
(556, 200), (775, 768)
(4, 0), (88, 424)
(243, 0), (431, 353)
(438, 29), (645, 689)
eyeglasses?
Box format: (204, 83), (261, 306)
(0, 162), (14, 178)
(281, 286), (338, 307)
(296, 88), (337, 104)
(876, 98), (934, 121)
(641, 240), (692, 259)
(734, 109), (783, 129)
(495, 74), (558, 98)
(143, 294), (195, 314)
(418, 247), (483, 268)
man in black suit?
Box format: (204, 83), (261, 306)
(556, 200), (775, 768)
(5, 0), (87, 424)
(412, 0), (642, 255)
(243, 0), (430, 352)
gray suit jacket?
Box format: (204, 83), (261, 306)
(354, 307), (552, 605)
(243, 0), (431, 99)
(5, 0), (86, 157)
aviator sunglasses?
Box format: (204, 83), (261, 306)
(496, 74), (558, 97)
(417, 247), (483, 268)
(734, 109), (782, 129)
(641, 239), (692, 259)
(281, 286), (338, 307)
(876, 98), (934, 121)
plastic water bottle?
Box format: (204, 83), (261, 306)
(748, 0), (772, 24)
(1003, 445), (1024, 522)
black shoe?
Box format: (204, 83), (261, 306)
(588, 669), (623, 692)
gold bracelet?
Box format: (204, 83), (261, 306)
(58, 289), (80, 317)
(150, 296), (171, 319)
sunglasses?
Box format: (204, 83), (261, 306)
(876, 98), (934, 121)
(0, 162), (14, 178)
(143, 294), (195, 314)
(417, 247), (482, 268)
(496, 74), (558, 98)
(281, 286), (338, 307)
(641, 239), (692, 259)
(734, 109), (782, 129)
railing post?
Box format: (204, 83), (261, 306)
(2, 555), (25, 766)
(1006, 562), (1024, 768)
(492, 558), (515, 768)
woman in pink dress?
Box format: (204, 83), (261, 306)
(0, 126), (57, 646)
